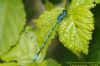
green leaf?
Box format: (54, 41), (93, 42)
(0, 62), (18, 66)
(69, 0), (95, 9)
(43, 59), (61, 66)
(44, 0), (54, 10)
(95, 0), (100, 3)
(25, 59), (61, 66)
(1, 27), (39, 65)
(1, 26), (61, 66)
(35, 0), (96, 61)
(58, 0), (95, 54)
(0, 0), (25, 55)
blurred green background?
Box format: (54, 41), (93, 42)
(23, 0), (100, 66)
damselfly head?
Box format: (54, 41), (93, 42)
(57, 9), (67, 21)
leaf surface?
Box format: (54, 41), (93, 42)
(0, 0), (25, 55)
(95, 0), (100, 3)
(1, 27), (39, 65)
(58, 0), (95, 54)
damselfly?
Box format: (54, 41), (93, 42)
(34, 9), (67, 61)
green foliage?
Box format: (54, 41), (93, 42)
(0, 62), (18, 66)
(36, 0), (96, 56)
(25, 59), (61, 66)
(0, 0), (25, 56)
(59, 0), (95, 55)
(68, 0), (95, 9)
(1, 27), (38, 65)
(0, 0), (99, 66)
(0, 59), (61, 66)
(44, 0), (54, 10)
(95, 0), (100, 3)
